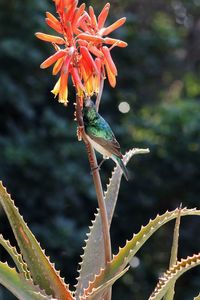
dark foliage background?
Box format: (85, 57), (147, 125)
(0, 0), (200, 299)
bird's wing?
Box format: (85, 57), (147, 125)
(89, 134), (123, 158)
(86, 117), (123, 158)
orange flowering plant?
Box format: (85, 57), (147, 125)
(0, 1), (200, 300)
(36, 0), (127, 106)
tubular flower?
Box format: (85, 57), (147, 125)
(36, 0), (127, 106)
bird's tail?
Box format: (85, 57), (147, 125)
(113, 155), (129, 181)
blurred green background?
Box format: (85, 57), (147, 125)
(0, 0), (200, 299)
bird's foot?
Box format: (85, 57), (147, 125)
(90, 159), (106, 175)
(90, 166), (100, 175)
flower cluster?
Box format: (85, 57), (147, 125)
(36, 0), (127, 106)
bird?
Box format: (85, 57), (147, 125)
(83, 98), (128, 181)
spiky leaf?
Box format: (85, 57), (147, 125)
(81, 208), (200, 299)
(149, 253), (200, 300)
(0, 182), (74, 300)
(0, 262), (54, 300)
(87, 266), (129, 300)
(0, 234), (31, 279)
(75, 148), (149, 298)
(163, 206), (182, 300)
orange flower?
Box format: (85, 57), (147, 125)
(36, 0), (127, 106)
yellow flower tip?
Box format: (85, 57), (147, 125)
(58, 80), (68, 105)
(51, 89), (57, 98)
(51, 78), (61, 97)
(51, 80), (69, 106)
(51, 90), (59, 99)
(58, 98), (69, 106)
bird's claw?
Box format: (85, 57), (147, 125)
(90, 159), (106, 175)
(90, 166), (101, 175)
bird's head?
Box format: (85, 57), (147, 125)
(83, 98), (97, 122)
(84, 97), (95, 109)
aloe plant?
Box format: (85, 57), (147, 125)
(1, 0), (200, 299)
(1, 176), (200, 300)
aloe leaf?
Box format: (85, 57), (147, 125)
(87, 266), (129, 300)
(168, 206), (181, 266)
(81, 208), (200, 298)
(0, 262), (54, 300)
(163, 206), (182, 300)
(0, 234), (31, 279)
(0, 181), (74, 300)
(148, 253), (200, 300)
(75, 148), (149, 298)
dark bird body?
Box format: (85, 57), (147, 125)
(83, 99), (128, 180)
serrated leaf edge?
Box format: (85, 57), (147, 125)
(0, 261), (54, 300)
(0, 181), (74, 300)
(149, 253), (200, 300)
(86, 266), (129, 300)
(194, 292), (200, 300)
(80, 208), (200, 298)
(163, 206), (182, 300)
(0, 234), (31, 280)
(75, 148), (149, 298)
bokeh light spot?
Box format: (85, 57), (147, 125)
(129, 256), (140, 268)
(118, 101), (130, 113)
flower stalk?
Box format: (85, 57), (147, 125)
(76, 95), (112, 299)
(76, 96), (112, 262)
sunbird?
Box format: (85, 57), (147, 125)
(83, 99), (128, 181)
